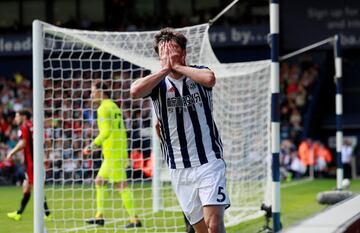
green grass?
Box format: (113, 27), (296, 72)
(1, 179), (360, 233)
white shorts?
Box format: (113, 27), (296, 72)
(170, 159), (231, 225)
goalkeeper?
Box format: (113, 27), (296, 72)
(83, 81), (141, 228)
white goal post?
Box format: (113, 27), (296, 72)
(33, 20), (272, 233)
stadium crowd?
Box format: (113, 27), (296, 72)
(0, 73), (32, 185)
(0, 71), (153, 185)
(279, 56), (337, 180)
(1, 0), (269, 33)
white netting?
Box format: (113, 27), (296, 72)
(38, 21), (271, 232)
(211, 61), (271, 225)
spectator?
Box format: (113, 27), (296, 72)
(342, 139), (354, 179)
(289, 147), (305, 180)
(298, 139), (314, 174)
(314, 141), (332, 176)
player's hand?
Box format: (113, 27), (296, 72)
(159, 41), (171, 73)
(5, 153), (12, 161)
(168, 43), (183, 70)
(83, 147), (92, 156)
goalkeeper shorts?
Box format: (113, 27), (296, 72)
(170, 158), (231, 225)
(97, 158), (128, 183)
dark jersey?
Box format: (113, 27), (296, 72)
(19, 120), (33, 170)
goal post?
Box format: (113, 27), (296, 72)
(33, 20), (272, 233)
(334, 34), (344, 191)
(33, 20), (45, 233)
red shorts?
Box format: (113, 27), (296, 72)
(25, 165), (34, 185)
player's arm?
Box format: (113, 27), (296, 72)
(169, 44), (215, 88)
(83, 107), (111, 155)
(130, 69), (169, 99)
(6, 139), (26, 160)
(93, 108), (112, 146)
(130, 42), (171, 99)
(173, 65), (215, 88)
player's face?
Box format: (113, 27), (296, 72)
(14, 113), (22, 125)
(169, 39), (184, 55)
(158, 40), (166, 58)
(158, 39), (185, 59)
(170, 39), (186, 64)
(90, 85), (102, 103)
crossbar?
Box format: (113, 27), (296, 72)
(280, 37), (335, 61)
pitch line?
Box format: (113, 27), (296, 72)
(281, 178), (313, 189)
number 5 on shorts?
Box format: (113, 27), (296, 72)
(216, 186), (226, 202)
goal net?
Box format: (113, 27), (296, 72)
(36, 21), (271, 232)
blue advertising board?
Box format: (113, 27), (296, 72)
(0, 35), (32, 56)
(209, 25), (269, 47)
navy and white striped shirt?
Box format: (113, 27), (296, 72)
(149, 66), (223, 169)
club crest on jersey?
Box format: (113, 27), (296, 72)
(187, 82), (197, 90)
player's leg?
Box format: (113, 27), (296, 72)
(203, 205), (226, 233)
(43, 196), (52, 221)
(20, 179), (32, 213)
(113, 165), (141, 228)
(191, 206), (226, 233)
(95, 176), (107, 219)
(198, 159), (230, 233)
(183, 212), (195, 233)
(7, 174), (32, 220)
(170, 167), (205, 233)
(192, 219), (208, 233)
(86, 161), (108, 226)
(85, 175), (107, 226)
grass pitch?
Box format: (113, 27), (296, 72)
(1, 179), (359, 233)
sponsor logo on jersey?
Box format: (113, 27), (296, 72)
(187, 82), (197, 90)
(167, 92), (202, 108)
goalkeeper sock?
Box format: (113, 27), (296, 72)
(96, 185), (106, 218)
(17, 192), (31, 214)
(119, 187), (137, 221)
(44, 197), (50, 216)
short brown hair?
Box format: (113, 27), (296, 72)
(93, 80), (111, 98)
(153, 27), (187, 54)
(18, 109), (31, 120)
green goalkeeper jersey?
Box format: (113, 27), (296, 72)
(93, 99), (128, 160)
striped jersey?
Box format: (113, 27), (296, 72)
(149, 66), (223, 169)
(18, 120), (33, 170)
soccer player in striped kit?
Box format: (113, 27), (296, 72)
(6, 110), (51, 221)
(83, 81), (141, 228)
(131, 28), (230, 233)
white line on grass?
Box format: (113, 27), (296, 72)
(281, 178), (313, 189)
